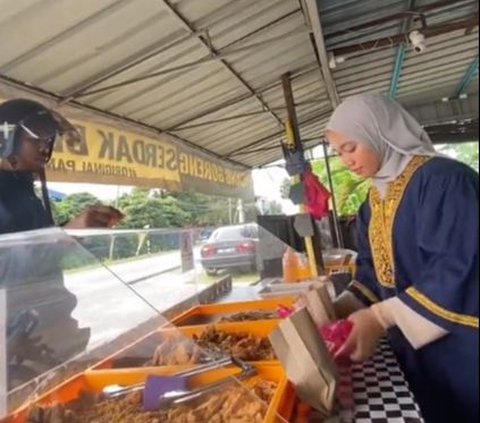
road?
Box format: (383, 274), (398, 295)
(63, 249), (201, 350)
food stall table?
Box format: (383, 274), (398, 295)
(334, 340), (423, 422)
(216, 286), (424, 422)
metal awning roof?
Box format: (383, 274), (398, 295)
(0, 0), (478, 169)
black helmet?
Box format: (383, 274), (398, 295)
(0, 98), (80, 160)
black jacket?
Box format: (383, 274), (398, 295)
(0, 171), (52, 234)
(0, 171), (89, 389)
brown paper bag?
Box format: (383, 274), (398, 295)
(269, 308), (338, 415)
(301, 283), (337, 328)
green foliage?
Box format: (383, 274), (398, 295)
(309, 142), (479, 217)
(280, 178), (291, 199)
(258, 199), (283, 215)
(118, 188), (169, 229)
(54, 192), (102, 224)
(311, 157), (370, 217)
(53, 188), (264, 230)
(51, 186), (289, 269)
(438, 142), (479, 171)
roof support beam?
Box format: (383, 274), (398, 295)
(58, 8), (301, 104)
(407, 93), (478, 125)
(165, 65), (319, 131)
(58, 31), (199, 104)
(226, 111), (330, 158)
(0, 74), (250, 169)
(172, 100), (326, 131)
(388, 0), (415, 98)
(157, 0), (284, 129)
(389, 46), (406, 97)
(453, 56), (479, 98)
(326, 0), (473, 39)
(0, 0), (132, 74)
(303, 0), (341, 108)
(231, 137), (320, 157)
(67, 27), (307, 99)
(426, 120), (479, 143)
(332, 14), (478, 56)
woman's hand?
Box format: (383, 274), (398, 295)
(64, 206), (124, 229)
(333, 291), (364, 319)
(335, 307), (386, 362)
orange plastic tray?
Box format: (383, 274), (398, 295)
(170, 297), (296, 326)
(93, 320), (281, 370)
(4, 365), (294, 423)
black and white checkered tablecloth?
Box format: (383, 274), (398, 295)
(335, 339), (424, 423)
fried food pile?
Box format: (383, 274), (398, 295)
(193, 326), (276, 362)
(26, 379), (277, 423)
(219, 311), (278, 323)
(148, 337), (205, 366)
(147, 326), (276, 366)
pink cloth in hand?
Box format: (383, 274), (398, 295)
(320, 320), (354, 363)
(275, 306), (353, 363)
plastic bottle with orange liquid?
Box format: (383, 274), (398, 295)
(282, 248), (311, 283)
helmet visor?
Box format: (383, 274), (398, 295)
(18, 109), (81, 160)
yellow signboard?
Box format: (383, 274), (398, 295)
(0, 90), (253, 199)
(45, 119), (254, 199)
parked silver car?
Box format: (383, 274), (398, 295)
(200, 223), (259, 275)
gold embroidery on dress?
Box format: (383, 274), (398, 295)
(406, 287), (479, 328)
(368, 156), (431, 288)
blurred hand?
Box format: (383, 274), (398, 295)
(64, 205), (124, 229)
(333, 291), (364, 319)
(335, 307), (386, 362)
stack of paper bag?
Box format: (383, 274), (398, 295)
(300, 282), (337, 328)
(269, 308), (338, 416)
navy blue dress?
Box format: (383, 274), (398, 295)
(348, 156), (479, 423)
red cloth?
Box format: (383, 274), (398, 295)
(276, 303), (353, 364)
(320, 319), (353, 360)
(304, 168), (331, 219)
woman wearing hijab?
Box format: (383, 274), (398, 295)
(327, 93), (478, 423)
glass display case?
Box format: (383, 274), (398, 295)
(0, 227), (293, 422)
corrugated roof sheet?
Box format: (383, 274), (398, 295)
(0, 0), (477, 169)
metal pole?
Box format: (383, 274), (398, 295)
(108, 234), (116, 261)
(0, 289), (6, 417)
(281, 72), (319, 277)
(321, 141), (344, 248)
(237, 199), (245, 223)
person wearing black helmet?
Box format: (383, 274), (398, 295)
(0, 98), (122, 233)
(0, 98), (122, 390)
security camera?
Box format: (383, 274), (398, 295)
(408, 30), (426, 53)
(327, 52), (346, 69)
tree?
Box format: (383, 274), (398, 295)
(257, 198), (283, 215)
(118, 189), (170, 229)
(170, 192), (258, 226)
(54, 192), (103, 224)
(171, 191), (219, 225)
(438, 142), (478, 171)
(280, 178), (291, 199)
(311, 157), (370, 217)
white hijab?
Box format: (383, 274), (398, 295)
(326, 93), (438, 197)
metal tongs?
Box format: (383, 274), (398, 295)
(102, 355), (256, 408)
